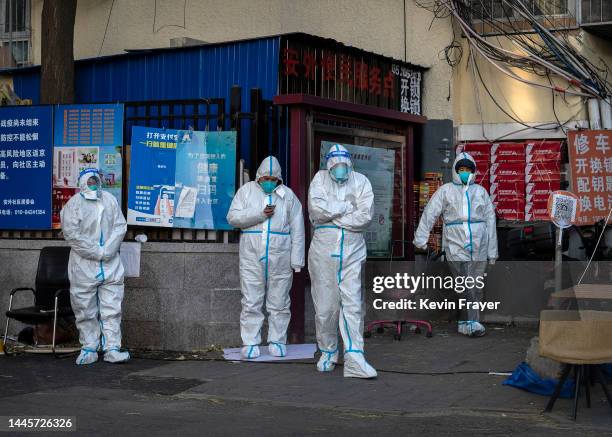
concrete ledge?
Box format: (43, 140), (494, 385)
(0, 239), (239, 253)
(0, 239), (243, 351)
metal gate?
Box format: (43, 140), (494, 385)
(0, 87), (285, 241)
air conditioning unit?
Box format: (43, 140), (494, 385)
(169, 37), (208, 48)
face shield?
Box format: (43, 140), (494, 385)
(325, 146), (352, 184)
(330, 163), (349, 184)
(79, 169), (102, 200)
(87, 176), (100, 191)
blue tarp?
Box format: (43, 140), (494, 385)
(503, 362), (575, 398)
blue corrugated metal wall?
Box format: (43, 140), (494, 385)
(10, 36), (281, 165)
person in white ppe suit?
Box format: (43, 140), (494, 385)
(308, 144), (377, 378)
(227, 156), (305, 359)
(61, 168), (129, 365)
(413, 152), (498, 337)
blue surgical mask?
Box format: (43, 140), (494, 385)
(260, 180), (277, 194)
(459, 171), (471, 185)
(331, 164), (349, 183)
(88, 185), (98, 191)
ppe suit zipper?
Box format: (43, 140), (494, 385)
(264, 194), (272, 286)
(465, 191), (474, 261)
(97, 231), (106, 350)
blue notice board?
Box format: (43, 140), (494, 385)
(174, 130), (237, 230)
(52, 103), (124, 228)
(0, 106), (53, 229)
(127, 126), (236, 230)
(127, 126), (178, 227)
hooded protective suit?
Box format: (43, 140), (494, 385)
(227, 156), (305, 358)
(308, 144), (377, 378)
(60, 169), (129, 364)
(413, 152), (498, 328)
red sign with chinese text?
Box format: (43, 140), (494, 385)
(279, 34), (425, 115)
(567, 130), (612, 225)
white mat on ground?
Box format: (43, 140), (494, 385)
(223, 343), (317, 362)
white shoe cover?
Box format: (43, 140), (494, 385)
(458, 320), (486, 337)
(241, 345), (260, 359)
(317, 349), (339, 372)
(76, 349), (98, 365)
(343, 352), (377, 378)
(268, 343), (287, 357)
(103, 349), (130, 363)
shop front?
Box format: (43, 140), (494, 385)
(272, 34), (427, 341)
(0, 33), (427, 349)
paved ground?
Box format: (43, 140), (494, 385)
(1, 324), (611, 436)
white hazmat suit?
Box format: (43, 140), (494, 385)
(227, 156), (305, 359)
(61, 169), (129, 364)
(308, 144), (377, 378)
(413, 152), (498, 335)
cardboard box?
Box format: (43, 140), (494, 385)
(491, 143), (526, 161)
(491, 193), (524, 203)
(490, 181), (526, 196)
(525, 162), (562, 174)
(495, 200), (525, 220)
(493, 195), (526, 204)
(525, 141), (562, 166)
(526, 181), (561, 195)
(491, 154), (526, 163)
(474, 172), (491, 185)
(491, 162), (526, 176)
(476, 178), (491, 193)
(474, 158), (490, 168)
(525, 141), (562, 155)
(526, 151), (562, 163)
(525, 212), (550, 221)
(456, 143), (491, 159)
(490, 173), (526, 183)
(525, 173), (561, 183)
(525, 201), (549, 216)
(526, 193), (551, 203)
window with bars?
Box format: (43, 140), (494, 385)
(581, 0), (612, 24)
(470, 0), (572, 18)
(2, 39), (28, 64)
(0, 0), (30, 66)
(2, 0), (29, 35)
(469, 0), (578, 34)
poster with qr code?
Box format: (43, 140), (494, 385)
(567, 130), (612, 225)
(548, 190), (578, 228)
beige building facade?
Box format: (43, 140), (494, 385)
(29, 0), (455, 119)
(20, 1), (612, 142)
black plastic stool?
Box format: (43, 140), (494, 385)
(544, 363), (612, 420)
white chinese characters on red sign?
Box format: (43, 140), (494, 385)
(567, 130), (612, 225)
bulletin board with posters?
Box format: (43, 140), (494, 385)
(319, 141), (395, 257)
(567, 130), (612, 225)
(0, 106), (53, 229)
(127, 126), (236, 230)
(52, 103), (124, 229)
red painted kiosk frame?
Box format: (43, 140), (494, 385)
(273, 93), (427, 343)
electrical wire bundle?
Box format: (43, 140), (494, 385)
(416, 0), (612, 99)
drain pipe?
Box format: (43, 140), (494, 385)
(600, 98), (612, 129)
(587, 98), (602, 129)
